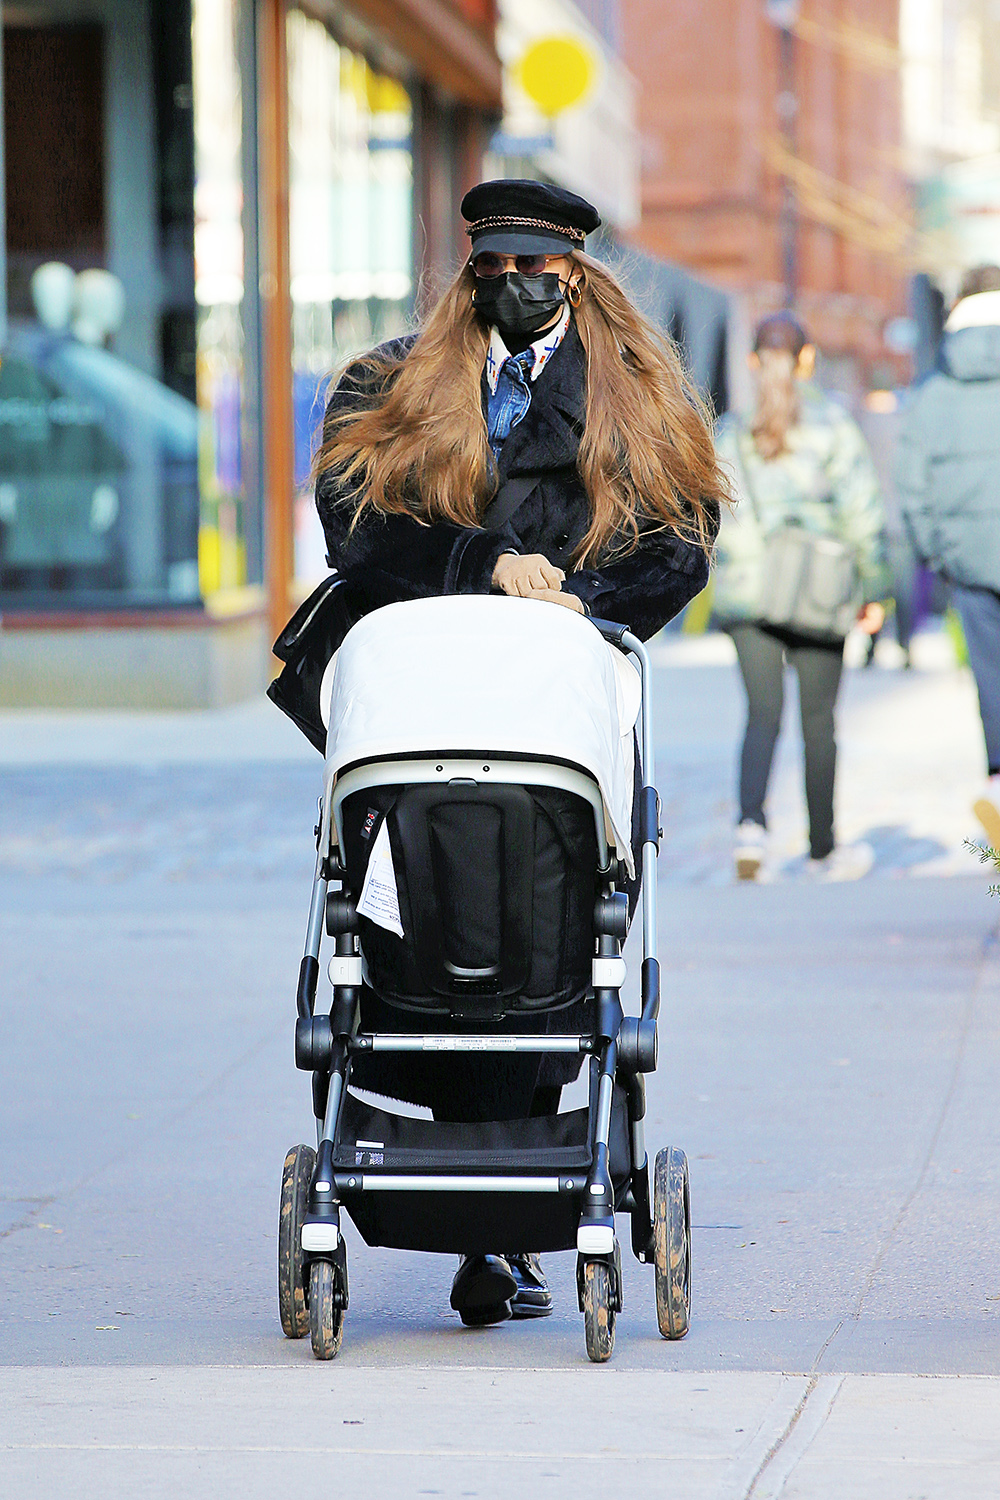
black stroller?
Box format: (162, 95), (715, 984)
(275, 593), (691, 1362)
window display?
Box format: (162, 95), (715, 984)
(286, 9), (414, 581)
(1, 5), (206, 606)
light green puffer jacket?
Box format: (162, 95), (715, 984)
(711, 385), (887, 625)
(896, 313), (1000, 593)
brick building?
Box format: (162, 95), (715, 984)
(620, 0), (911, 395)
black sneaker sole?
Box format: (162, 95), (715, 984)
(460, 1301), (512, 1327)
(510, 1295), (553, 1319)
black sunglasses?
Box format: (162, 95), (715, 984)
(471, 251), (553, 279)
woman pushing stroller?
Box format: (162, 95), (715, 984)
(312, 178), (728, 1325)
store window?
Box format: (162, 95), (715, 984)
(0, 3), (203, 606)
(0, 0), (258, 611)
(286, 8), (413, 582)
(192, 0), (256, 601)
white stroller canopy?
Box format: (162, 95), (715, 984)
(321, 595), (641, 873)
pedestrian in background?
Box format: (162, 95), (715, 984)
(713, 313), (886, 882)
(896, 265), (1000, 852)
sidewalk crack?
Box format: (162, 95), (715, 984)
(742, 1374), (844, 1500)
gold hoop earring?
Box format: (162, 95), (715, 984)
(567, 280), (583, 308)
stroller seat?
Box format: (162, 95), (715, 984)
(339, 778), (598, 1017)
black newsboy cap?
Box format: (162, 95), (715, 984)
(461, 179), (601, 256)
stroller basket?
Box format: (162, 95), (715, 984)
(334, 1090), (631, 1255)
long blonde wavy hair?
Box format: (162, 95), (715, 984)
(750, 312), (809, 461)
(313, 253), (728, 566)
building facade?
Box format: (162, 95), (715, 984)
(486, 0), (729, 409)
(0, 0), (501, 704)
(620, 0), (911, 399)
(901, 0), (1000, 298)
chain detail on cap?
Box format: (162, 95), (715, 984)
(465, 214), (586, 243)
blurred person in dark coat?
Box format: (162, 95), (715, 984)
(896, 265), (1000, 849)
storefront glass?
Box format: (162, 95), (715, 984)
(1, 3), (197, 606)
(0, 0), (258, 611)
(192, 0), (255, 600)
(286, 7), (413, 581)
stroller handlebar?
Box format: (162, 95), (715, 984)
(588, 617), (630, 647)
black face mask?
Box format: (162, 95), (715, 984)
(472, 271), (566, 338)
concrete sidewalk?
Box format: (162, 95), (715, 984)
(4, 1367), (999, 1499)
(3, 626), (999, 1499)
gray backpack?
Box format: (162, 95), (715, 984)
(737, 447), (862, 644)
(756, 525), (862, 643)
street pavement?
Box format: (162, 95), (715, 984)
(2, 629), (999, 1498)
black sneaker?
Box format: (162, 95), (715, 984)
(508, 1253), (553, 1318)
(449, 1254), (516, 1326)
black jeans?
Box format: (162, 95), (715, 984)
(951, 584), (1000, 776)
(730, 623), (845, 860)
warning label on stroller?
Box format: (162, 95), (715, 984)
(356, 820), (404, 937)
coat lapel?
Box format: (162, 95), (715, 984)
(496, 321), (587, 481)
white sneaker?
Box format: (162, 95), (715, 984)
(973, 786), (1000, 851)
(734, 820), (767, 881)
(806, 841), (874, 882)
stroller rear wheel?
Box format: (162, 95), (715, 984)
(278, 1144), (315, 1338)
(309, 1259), (345, 1359)
(581, 1252), (618, 1363)
(654, 1146), (691, 1339)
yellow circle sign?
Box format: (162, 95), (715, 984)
(516, 36), (597, 117)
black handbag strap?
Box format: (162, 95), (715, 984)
(271, 572), (346, 661)
(482, 475), (539, 534)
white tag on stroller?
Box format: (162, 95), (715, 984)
(355, 819), (404, 937)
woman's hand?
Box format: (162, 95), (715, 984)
(856, 601), (885, 635)
(492, 553), (565, 596)
(491, 553), (585, 613)
(528, 588), (585, 614)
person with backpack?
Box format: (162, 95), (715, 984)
(713, 313), (887, 882)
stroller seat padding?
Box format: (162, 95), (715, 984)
(342, 781), (598, 1017)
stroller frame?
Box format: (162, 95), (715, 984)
(279, 618), (692, 1362)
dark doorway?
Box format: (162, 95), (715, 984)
(3, 23), (105, 316)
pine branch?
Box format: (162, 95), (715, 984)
(965, 838), (1000, 896)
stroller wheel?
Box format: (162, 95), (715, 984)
(278, 1144), (315, 1338)
(653, 1146), (691, 1339)
(582, 1257), (616, 1363)
(309, 1259), (345, 1360)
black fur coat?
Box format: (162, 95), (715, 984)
(316, 320), (716, 640)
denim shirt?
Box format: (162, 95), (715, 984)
(484, 304), (570, 461)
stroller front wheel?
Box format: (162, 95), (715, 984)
(581, 1256), (617, 1363)
(654, 1146), (691, 1339)
(309, 1259), (345, 1359)
(278, 1144), (315, 1339)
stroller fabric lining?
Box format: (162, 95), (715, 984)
(341, 782), (598, 1017)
